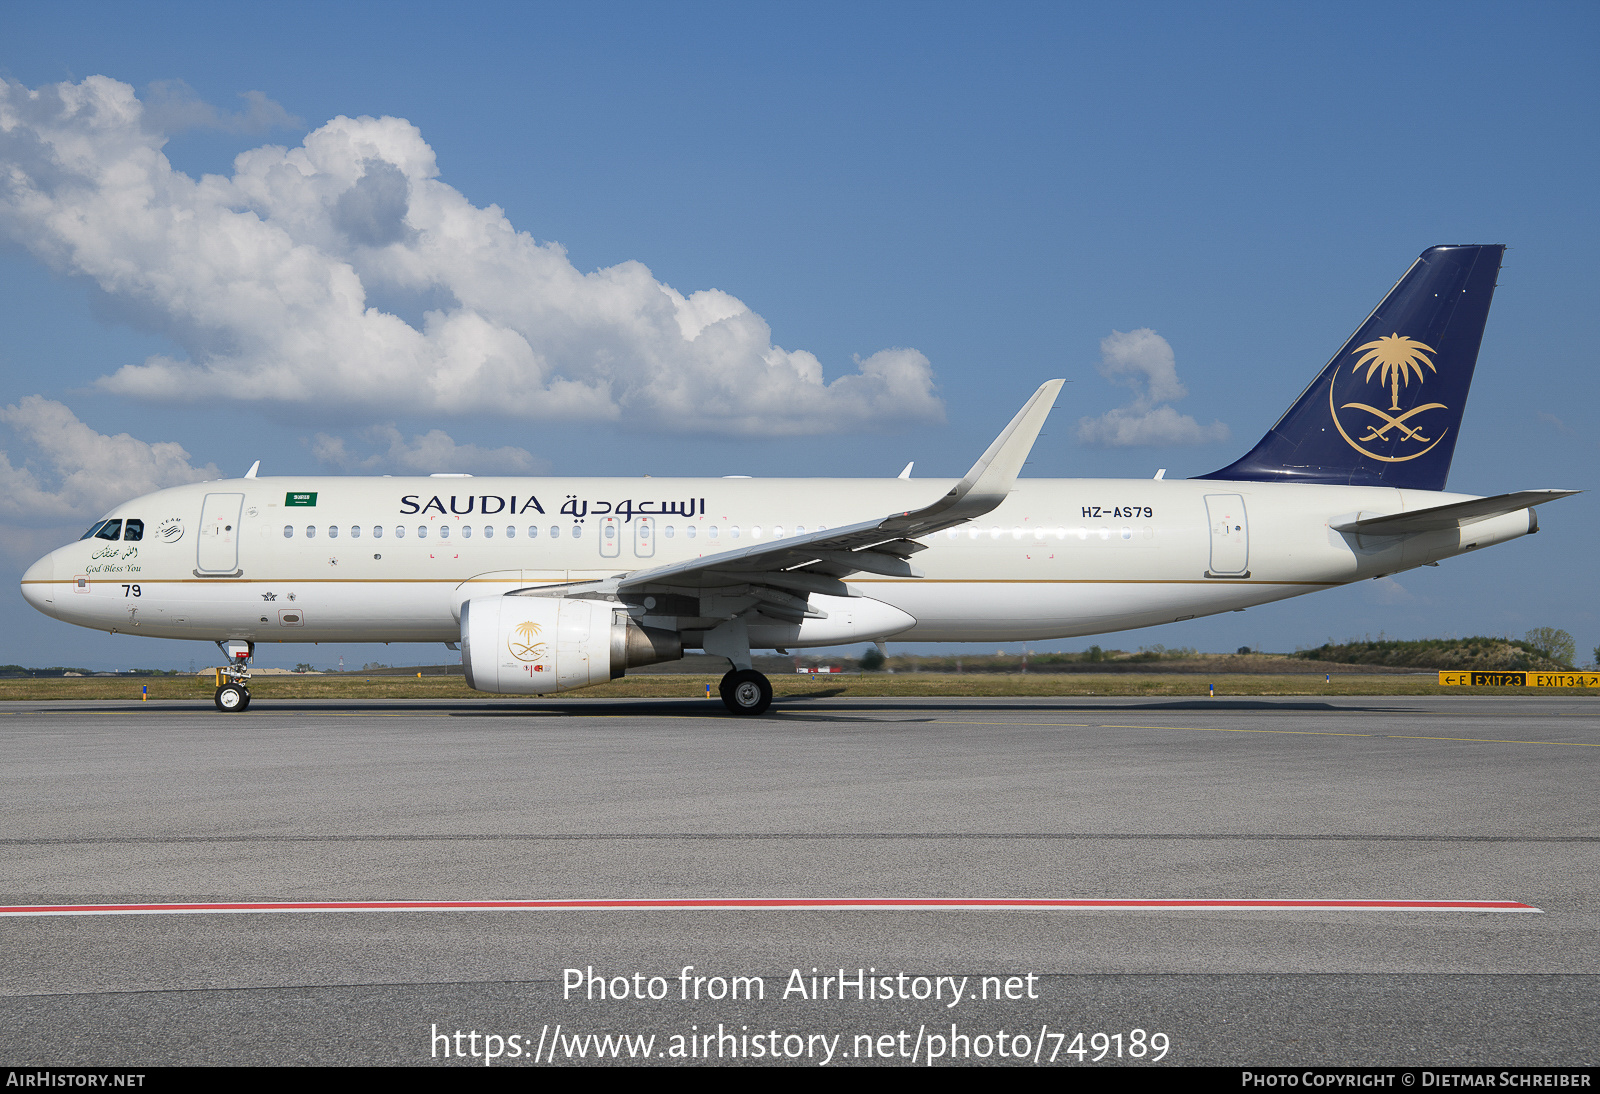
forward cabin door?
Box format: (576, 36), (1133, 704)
(197, 493), (245, 574)
(1204, 493), (1249, 577)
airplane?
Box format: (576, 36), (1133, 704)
(19, 244), (1578, 715)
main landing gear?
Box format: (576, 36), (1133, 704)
(213, 639), (254, 713)
(718, 669), (773, 716)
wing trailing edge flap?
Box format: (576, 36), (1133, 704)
(613, 378), (1066, 600)
(1331, 489), (1579, 536)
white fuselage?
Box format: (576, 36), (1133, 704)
(20, 475), (1535, 649)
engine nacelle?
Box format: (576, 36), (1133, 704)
(461, 595), (681, 695)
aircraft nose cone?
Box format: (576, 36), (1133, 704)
(20, 552), (56, 616)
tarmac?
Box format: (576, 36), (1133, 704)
(1, 694), (1595, 1066)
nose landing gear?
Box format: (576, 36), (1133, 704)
(214, 682), (250, 712)
(212, 639), (254, 713)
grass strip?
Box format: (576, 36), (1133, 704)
(1, 673), (1596, 702)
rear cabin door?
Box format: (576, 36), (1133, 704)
(197, 493), (245, 574)
(1204, 493), (1249, 576)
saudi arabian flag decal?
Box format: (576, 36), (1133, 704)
(285, 492), (318, 507)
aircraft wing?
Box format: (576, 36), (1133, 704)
(612, 379), (1064, 620)
(1331, 489), (1579, 536)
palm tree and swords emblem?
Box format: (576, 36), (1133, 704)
(508, 620), (548, 662)
(1330, 333), (1449, 462)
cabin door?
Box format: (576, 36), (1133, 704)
(1204, 494), (1249, 576)
(197, 493), (245, 574)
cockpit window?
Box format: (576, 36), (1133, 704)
(93, 520), (123, 541)
(80, 521), (108, 540)
(122, 519), (144, 542)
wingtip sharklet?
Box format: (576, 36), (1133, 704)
(891, 378), (1065, 531)
(961, 378), (1066, 496)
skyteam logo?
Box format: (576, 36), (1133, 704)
(1330, 333), (1449, 463)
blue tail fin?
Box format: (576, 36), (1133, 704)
(1198, 244), (1504, 491)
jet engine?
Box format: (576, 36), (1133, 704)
(461, 595), (681, 695)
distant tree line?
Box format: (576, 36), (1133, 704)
(1294, 630), (1578, 671)
(0, 666), (180, 677)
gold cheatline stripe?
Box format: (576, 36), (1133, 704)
(23, 577), (1341, 587)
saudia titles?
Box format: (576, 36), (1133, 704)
(1329, 333), (1448, 463)
(398, 494), (707, 519)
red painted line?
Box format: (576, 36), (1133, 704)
(0, 897), (1540, 916)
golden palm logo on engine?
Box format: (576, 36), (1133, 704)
(508, 620), (547, 662)
(1330, 333), (1449, 463)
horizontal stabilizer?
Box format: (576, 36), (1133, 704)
(1331, 490), (1579, 536)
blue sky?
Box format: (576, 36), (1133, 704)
(1, 1), (1595, 670)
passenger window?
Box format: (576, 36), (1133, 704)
(482, 526), (493, 539)
(123, 519), (144, 542)
(461, 525), (471, 539)
(686, 525), (696, 539)
(527, 526), (537, 538)
(505, 526), (515, 538)
(439, 525), (450, 539)
(572, 525), (582, 539)
(394, 526), (405, 539)
(350, 526), (361, 539)
(664, 525), (675, 538)
(729, 526), (739, 539)
(708, 526), (719, 540)
(417, 526), (428, 539)
(328, 526), (339, 539)
(94, 520), (123, 541)
(373, 526), (383, 538)
(306, 526), (316, 539)
(284, 525), (294, 538)
(549, 526), (559, 539)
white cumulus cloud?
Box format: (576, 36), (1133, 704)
(1076, 328), (1229, 446)
(0, 397), (220, 524)
(310, 425), (547, 475)
(0, 76), (943, 436)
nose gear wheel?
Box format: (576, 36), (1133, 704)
(214, 683), (250, 712)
